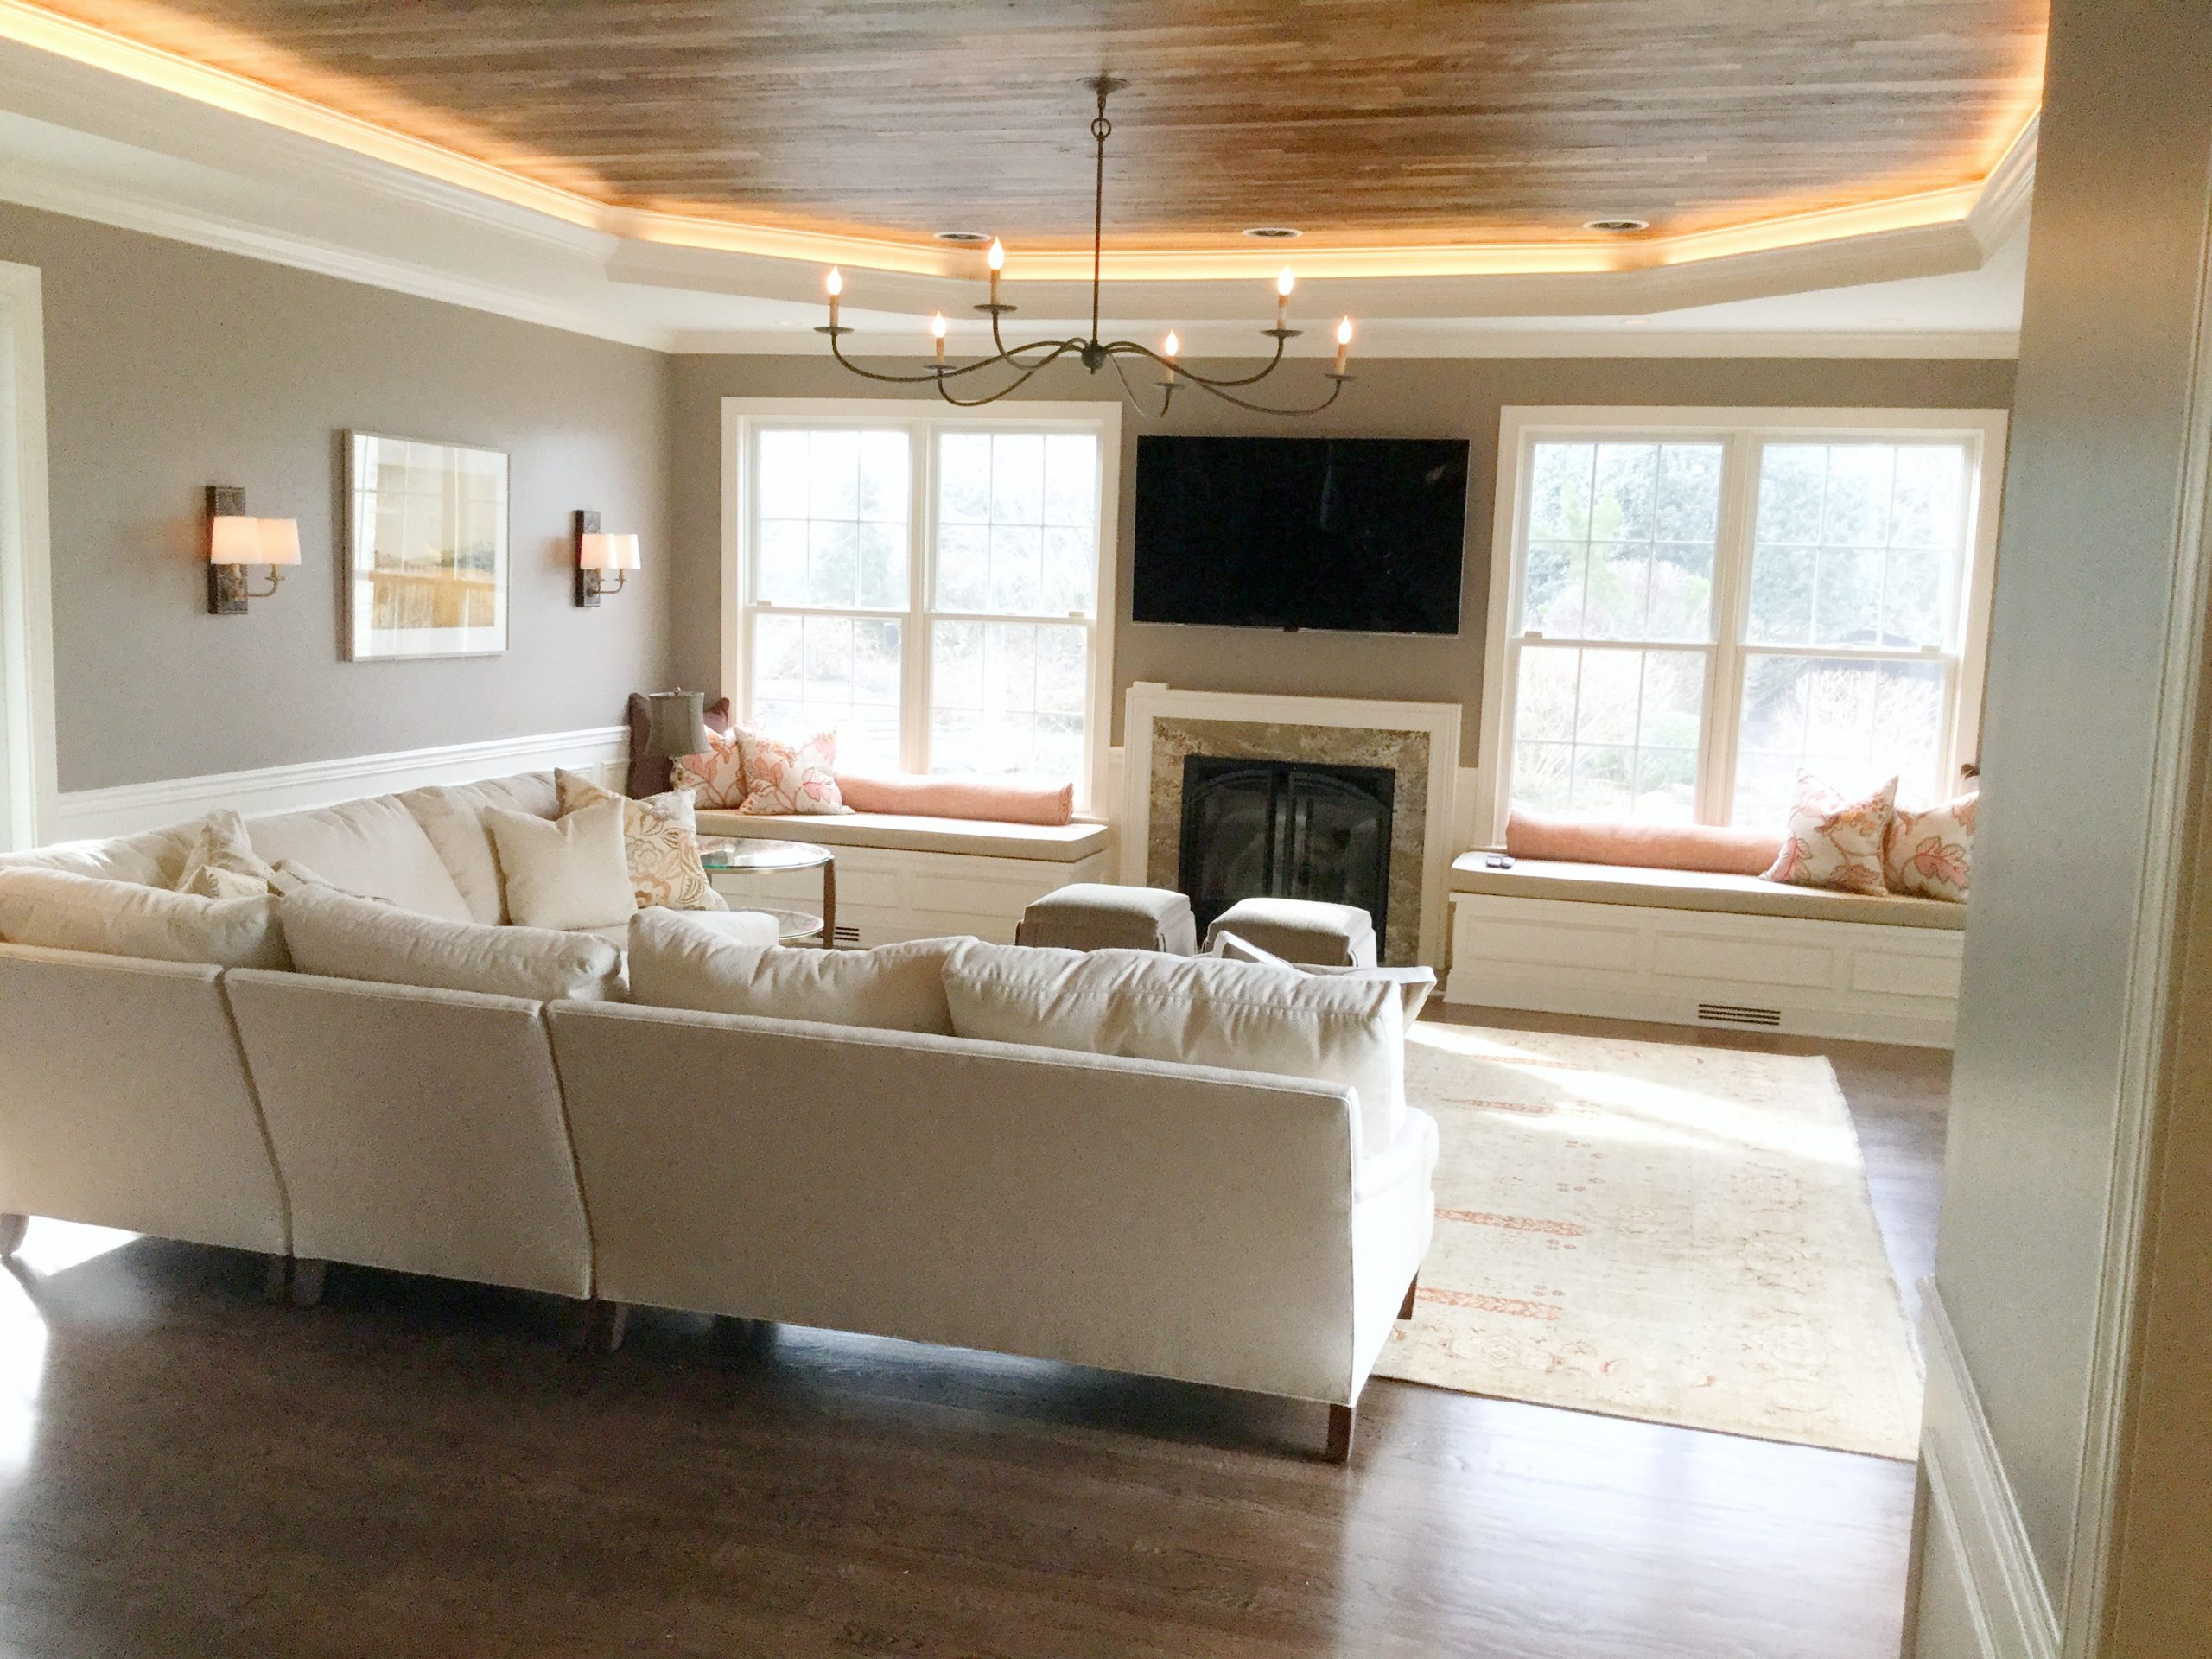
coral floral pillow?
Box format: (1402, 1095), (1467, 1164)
(735, 725), (852, 817)
(1885, 791), (1977, 903)
(670, 726), (748, 810)
(1764, 772), (1897, 896)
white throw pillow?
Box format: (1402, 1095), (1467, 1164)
(280, 884), (624, 1001)
(485, 798), (637, 931)
(942, 940), (1405, 1156)
(0, 865), (289, 969)
(397, 772), (561, 924)
(628, 908), (958, 1033)
(1211, 928), (1438, 1022)
(175, 809), (283, 899)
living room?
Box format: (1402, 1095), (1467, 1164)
(0, 3), (2207, 1656)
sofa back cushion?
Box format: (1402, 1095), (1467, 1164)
(0, 866), (289, 968)
(280, 883), (624, 1002)
(628, 908), (957, 1033)
(247, 794), (474, 921)
(942, 941), (1404, 1155)
(397, 772), (560, 924)
(0, 820), (198, 888)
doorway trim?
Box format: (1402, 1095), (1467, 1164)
(0, 257), (55, 850)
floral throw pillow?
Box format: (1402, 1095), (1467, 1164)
(670, 727), (748, 810)
(735, 725), (852, 817)
(556, 769), (727, 912)
(1763, 772), (1897, 896)
(1885, 791), (1977, 903)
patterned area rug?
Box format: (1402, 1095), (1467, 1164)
(1375, 1023), (1923, 1459)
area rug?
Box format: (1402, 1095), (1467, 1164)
(1373, 1023), (1923, 1459)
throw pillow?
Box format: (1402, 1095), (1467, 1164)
(0, 865), (289, 969)
(628, 908), (957, 1032)
(671, 725), (749, 810)
(555, 768), (727, 913)
(1211, 927), (1439, 1022)
(1885, 791), (1977, 903)
(1763, 772), (1898, 897)
(484, 798), (637, 931)
(942, 940), (1406, 1157)
(736, 725), (852, 816)
(176, 809), (283, 899)
(280, 883), (624, 1001)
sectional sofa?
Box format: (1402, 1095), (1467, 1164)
(0, 771), (1436, 1459)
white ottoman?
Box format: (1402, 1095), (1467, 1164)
(1203, 896), (1378, 967)
(1016, 883), (1198, 954)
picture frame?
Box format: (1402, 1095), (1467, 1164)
(343, 430), (509, 660)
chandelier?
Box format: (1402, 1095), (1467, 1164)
(817, 77), (1356, 416)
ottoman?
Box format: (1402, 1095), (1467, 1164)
(1016, 883), (1198, 955)
(1202, 896), (1377, 968)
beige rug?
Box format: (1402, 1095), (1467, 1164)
(1375, 1023), (1923, 1459)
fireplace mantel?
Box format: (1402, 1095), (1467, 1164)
(1121, 684), (1461, 965)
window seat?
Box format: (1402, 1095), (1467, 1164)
(1449, 854), (1967, 931)
(1444, 853), (1966, 1046)
(695, 810), (1112, 865)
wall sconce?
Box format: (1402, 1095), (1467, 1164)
(574, 509), (641, 607)
(207, 485), (302, 615)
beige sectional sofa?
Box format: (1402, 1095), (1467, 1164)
(0, 772), (1436, 1458)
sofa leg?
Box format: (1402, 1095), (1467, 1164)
(1399, 1273), (1420, 1321)
(0, 1213), (25, 1260)
(262, 1255), (292, 1305)
(288, 1259), (327, 1308)
(1325, 1402), (1355, 1464)
(569, 1298), (628, 1355)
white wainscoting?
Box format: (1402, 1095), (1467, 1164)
(48, 726), (629, 842)
(1915, 1284), (2062, 1659)
(711, 842), (1115, 948)
(1445, 890), (1963, 1046)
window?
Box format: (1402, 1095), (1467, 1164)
(1482, 408), (2005, 836)
(724, 400), (1118, 810)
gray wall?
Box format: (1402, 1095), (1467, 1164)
(670, 353), (2015, 765)
(1923, 0), (2212, 1626)
(0, 204), (674, 794)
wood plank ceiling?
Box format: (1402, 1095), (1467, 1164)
(29, 0), (2050, 251)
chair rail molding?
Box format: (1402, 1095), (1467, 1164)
(48, 725), (629, 842)
(1917, 1282), (2063, 1659)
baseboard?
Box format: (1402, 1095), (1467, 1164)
(48, 725), (629, 842)
(1916, 1281), (2062, 1659)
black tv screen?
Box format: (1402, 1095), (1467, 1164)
(1131, 436), (1469, 634)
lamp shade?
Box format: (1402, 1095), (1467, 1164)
(257, 518), (302, 566)
(209, 515), (262, 565)
(644, 690), (713, 760)
(578, 531), (617, 570)
(609, 533), (643, 571)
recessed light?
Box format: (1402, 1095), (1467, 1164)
(934, 230), (992, 245)
(1620, 315), (1651, 327)
(1242, 226), (1302, 239)
(1584, 217), (1651, 233)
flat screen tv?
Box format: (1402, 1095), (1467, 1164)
(1131, 435), (1469, 634)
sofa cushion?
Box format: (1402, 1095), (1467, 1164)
(279, 884), (624, 1002)
(0, 866), (289, 968)
(247, 794), (474, 921)
(942, 940), (1405, 1156)
(176, 810), (282, 899)
(485, 798), (636, 931)
(628, 909), (957, 1032)
(396, 772), (560, 924)
(0, 821), (198, 888)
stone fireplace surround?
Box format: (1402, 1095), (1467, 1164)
(1120, 684), (1462, 966)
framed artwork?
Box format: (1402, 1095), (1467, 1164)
(343, 431), (509, 660)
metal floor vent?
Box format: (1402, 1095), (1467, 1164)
(831, 924), (863, 948)
(1697, 1001), (1783, 1028)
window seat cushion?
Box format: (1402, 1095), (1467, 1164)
(695, 809), (1111, 864)
(1450, 853), (1966, 931)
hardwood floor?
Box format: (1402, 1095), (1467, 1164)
(0, 1010), (1945, 1659)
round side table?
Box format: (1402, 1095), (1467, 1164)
(697, 838), (836, 946)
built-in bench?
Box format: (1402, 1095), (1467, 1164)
(1444, 853), (1966, 1047)
(695, 810), (1114, 946)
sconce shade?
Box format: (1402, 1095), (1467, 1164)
(257, 518), (302, 566)
(209, 515), (263, 565)
(582, 531), (642, 572)
(610, 533), (643, 571)
(644, 690), (713, 759)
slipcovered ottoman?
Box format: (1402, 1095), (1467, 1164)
(1202, 896), (1377, 967)
(1016, 883), (1198, 955)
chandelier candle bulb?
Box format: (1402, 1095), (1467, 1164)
(826, 266), (842, 328)
(1277, 266), (1295, 326)
(1336, 316), (1352, 374)
(988, 238), (1005, 304)
(931, 311), (947, 363)
(1163, 330), (1179, 383)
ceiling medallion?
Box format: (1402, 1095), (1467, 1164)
(817, 77), (1355, 416)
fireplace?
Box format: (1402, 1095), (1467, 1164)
(1178, 756), (1395, 942)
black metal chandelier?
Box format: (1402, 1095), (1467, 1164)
(817, 77), (1356, 416)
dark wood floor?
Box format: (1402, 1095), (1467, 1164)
(0, 1010), (1946, 1659)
